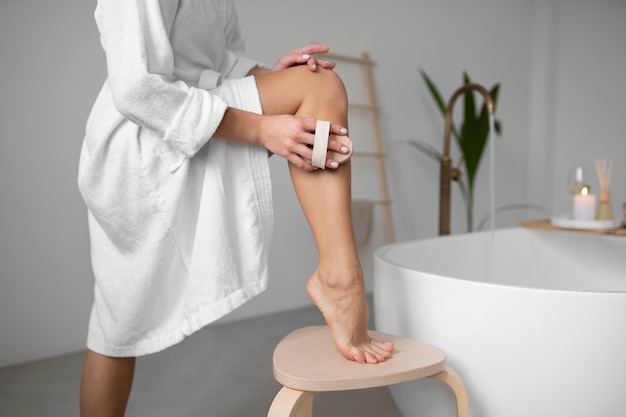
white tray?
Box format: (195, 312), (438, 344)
(551, 215), (622, 230)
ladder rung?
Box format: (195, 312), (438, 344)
(325, 52), (375, 65)
(373, 199), (392, 206)
(352, 199), (392, 206)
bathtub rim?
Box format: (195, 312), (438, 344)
(374, 228), (626, 296)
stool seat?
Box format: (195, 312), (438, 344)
(273, 325), (447, 392)
(268, 326), (470, 417)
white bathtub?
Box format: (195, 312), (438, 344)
(374, 227), (626, 417)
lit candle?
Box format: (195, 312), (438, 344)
(573, 186), (596, 221)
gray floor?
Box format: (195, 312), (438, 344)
(0, 301), (402, 417)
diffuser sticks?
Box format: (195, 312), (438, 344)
(595, 159), (613, 220)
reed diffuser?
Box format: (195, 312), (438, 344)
(595, 159), (613, 220)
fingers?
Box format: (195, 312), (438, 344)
(298, 43), (335, 71)
(289, 156), (318, 172)
(264, 115), (349, 170)
(303, 55), (335, 72)
(326, 124), (350, 156)
(331, 123), (348, 136)
(295, 43), (330, 56)
(306, 120), (350, 169)
(274, 44), (336, 72)
(273, 53), (334, 72)
(300, 118), (348, 139)
(303, 55), (317, 71)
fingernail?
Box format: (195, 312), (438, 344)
(302, 54), (311, 59)
(312, 63), (317, 71)
(341, 146), (349, 154)
(330, 161), (339, 169)
(339, 127), (348, 134)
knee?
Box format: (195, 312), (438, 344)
(289, 65), (344, 94)
(300, 66), (348, 108)
(318, 67), (347, 98)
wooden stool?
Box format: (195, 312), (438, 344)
(268, 326), (470, 417)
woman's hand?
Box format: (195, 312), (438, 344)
(272, 44), (336, 72)
(259, 115), (349, 171)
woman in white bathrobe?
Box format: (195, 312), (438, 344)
(78, 0), (394, 415)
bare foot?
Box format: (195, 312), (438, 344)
(306, 269), (394, 364)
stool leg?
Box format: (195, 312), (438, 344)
(429, 366), (470, 417)
(267, 386), (317, 417)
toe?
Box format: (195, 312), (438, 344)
(364, 351), (379, 364)
(374, 339), (395, 353)
(350, 347), (366, 364)
(365, 339), (394, 363)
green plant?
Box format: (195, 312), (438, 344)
(414, 70), (502, 232)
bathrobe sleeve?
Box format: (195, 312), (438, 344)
(95, 0), (237, 159)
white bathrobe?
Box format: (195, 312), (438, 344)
(77, 0), (273, 357)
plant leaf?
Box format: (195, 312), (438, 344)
(489, 84), (502, 135)
(490, 84), (500, 108)
(419, 69), (447, 116)
(460, 79), (504, 193)
(420, 69), (462, 142)
(398, 139), (443, 162)
(460, 72), (478, 153)
(459, 92), (479, 189)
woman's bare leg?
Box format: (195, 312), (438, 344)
(255, 66), (393, 364)
(80, 350), (135, 417)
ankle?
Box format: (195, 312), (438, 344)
(313, 266), (364, 291)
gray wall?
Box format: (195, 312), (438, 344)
(0, 0), (104, 367)
(1, 0), (624, 366)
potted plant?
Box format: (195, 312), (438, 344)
(409, 70), (502, 232)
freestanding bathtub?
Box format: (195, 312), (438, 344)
(374, 227), (626, 417)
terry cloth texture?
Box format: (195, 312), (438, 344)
(77, 0), (273, 357)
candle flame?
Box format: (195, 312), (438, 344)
(581, 186), (589, 196)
